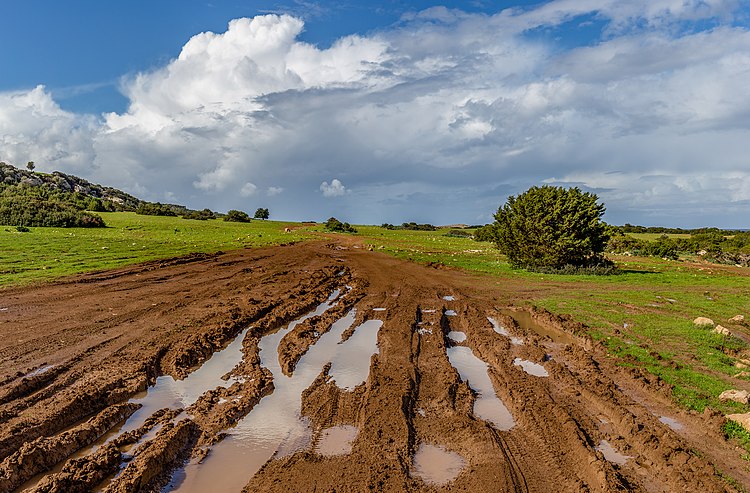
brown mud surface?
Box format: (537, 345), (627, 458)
(0, 240), (747, 492)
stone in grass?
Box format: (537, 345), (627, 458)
(726, 413), (750, 433)
(735, 372), (750, 379)
(713, 325), (732, 336)
(693, 317), (715, 327)
(729, 315), (746, 325)
(719, 389), (750, 404)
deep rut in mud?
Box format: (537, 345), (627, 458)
(0, 241), (747, 492)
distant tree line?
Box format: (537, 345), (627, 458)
(0, 185), (106, 228)
(381, 222), (437, 231)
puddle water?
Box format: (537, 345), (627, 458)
(442, 295), (455, 301)
(487, 317), (524, 346)
(167, 305), (382, 492)
(447, 331), (467, 343)
(329, 320), (383, 390)
(445, 310), (457, 317)
(595, 440), (632, 465)
(315, 425), (358, 456)
(659, 416), (684, 431)
(372, 307), (386, 311)
(446, 346), (515, 431)
(498, 310), (575, 345)
(422, 309), (436, 313)
(26, 364), (55, 377)
(513, 358), (549, 377)
(411, 443), (465, 485)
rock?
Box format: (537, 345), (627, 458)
(735, 372), (750, 379)
(693, 317), (714, 327)
(727, 413), (750, 432)
(713, 325), (731, 336)
(735, 362), (749, 369)
(719, 389), (749, 404)
(730, 315), (746, 325)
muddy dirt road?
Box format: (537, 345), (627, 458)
(0, 240), (746, 492)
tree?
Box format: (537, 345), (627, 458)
(325, 217), (356, 233)
(26, 161), (35, 172)
(493, 186), (609, 268)
(224, 209), (251, 222)
(254, 207), (269, 220)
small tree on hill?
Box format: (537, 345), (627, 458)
(325, 217), (356, 233)
(26, 161), (35, 171)
(493, 186), (609, 269)
(254, 207), (269, 220)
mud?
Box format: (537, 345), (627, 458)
(0, 240), (747, 492)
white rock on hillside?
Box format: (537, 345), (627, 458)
(693, 317), (714, 326)
(719, 389), (750, 404)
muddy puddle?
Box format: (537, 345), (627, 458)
(442, 295), (455, 301)
(445, 310), (457, 317)
(596, 440), (632, 465)
(167, 304), (383, 491)
(315, 425), (358, 456)
(513, 358), (549, 377)
(447, 331), (467, 343)
(658, 416), (684, 431)
(446, 346), (515, 431)
(487, 317), (523, 346)
(498, 309), (575, 345)
(411, 443), (465, 485)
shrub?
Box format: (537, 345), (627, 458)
(136, 202), (177, 216)
(182, 208), (216, 220)
(224, 210), (251, 222)
(325, 217), (357, 233)
(473, 224), (496, 243)
(493, 186), (609, 269)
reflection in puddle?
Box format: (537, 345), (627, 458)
(442, 295), (455, 301)
(445, 310), (457, 317)
(447, 331), (467, 343)
(498, 309), (575, 345)
(487, 317), (523, 346)
(446, 347), (515, 431)
(659, 416), (684, 431)
(422, 309), (436, 313)
(26, 364), (55, 377)
(411, 443), (465, 485)
(329, 320), (383, 390)
(513, 358), (549, 377)
(315, 425), (358, 456)
(168, 306), (382, 491)
(596, 440), (632, 465)
(372, 307), (386, 311)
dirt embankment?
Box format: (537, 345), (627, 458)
(0, 240), (747, 492)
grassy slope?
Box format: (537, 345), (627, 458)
(0, 212), (312, 286)
(355, 225), (750, 414)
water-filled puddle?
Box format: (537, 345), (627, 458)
(442, 295), (455, 301)
(446, 347), (515, 431)
(595, 440), (632, 465)
(447, 331), (467, 343)
(329, 320), (383, 390)
(445, 310), (457, 317)
(659, 416), (684, 431)
(167, 304), (382, 491)
(498, 309), (575, 345)
(513, 358), (549, 377)
(487, 317), (523, 346)
(26, 364), (55, 377)
(315, 425), (358, 456)
(411, 443), (465, 485)
(372, 307), (386, 311)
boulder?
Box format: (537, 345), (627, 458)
(693, 317), (714, 327)
(719, 389), (750, 404)
(735, 372), (750, 379)
(713, 325), (731, 336)
(730, 315), (746, 325)
(727, 413), (750, 432)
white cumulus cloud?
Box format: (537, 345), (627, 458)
(320, 179), (347, 197)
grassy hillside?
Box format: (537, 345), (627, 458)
(0, 212), (314, 286)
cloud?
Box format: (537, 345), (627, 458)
(320, 178), (347, 197)
(240, 182), (258, 196)
(1, 5), (749, 227)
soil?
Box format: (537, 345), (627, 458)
(0, 239), (747, 492)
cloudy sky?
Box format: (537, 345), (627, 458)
(1, 1), (749, 227)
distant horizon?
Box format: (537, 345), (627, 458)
(1, 1), (749, 229)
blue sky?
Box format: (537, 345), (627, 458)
(1, 1), (749, 227)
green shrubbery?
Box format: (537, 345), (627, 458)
(182, 208), (216, 220)
(493, 186), (610, 270)
(136, 202), (177, 216)
(0, 195), (106, 227)
(381, 222), (437, 231)
(224, 210), (251, 222)
(326, 217), (356, 233)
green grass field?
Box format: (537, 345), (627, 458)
(0, 212), (314, 286)
(3, 217), (749, 417)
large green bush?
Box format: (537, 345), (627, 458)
(493, 186), (609, 269)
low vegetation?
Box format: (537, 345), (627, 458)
(325, 217), (357, 233)
(224, 209), (252, 223)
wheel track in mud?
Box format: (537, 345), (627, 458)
(0, 240), (746, 492)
